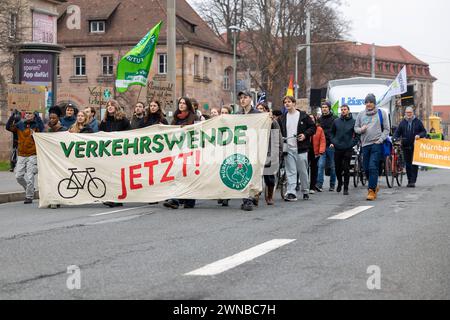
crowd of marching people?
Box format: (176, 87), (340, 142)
(6, 91), (428, 210)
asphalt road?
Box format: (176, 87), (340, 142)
(0, 169), (449, 300)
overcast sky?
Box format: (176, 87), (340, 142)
(339, 0), (450, 105)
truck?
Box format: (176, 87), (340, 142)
(326, 77), (399, 130)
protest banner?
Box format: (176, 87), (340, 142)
(413, 139), (450, 170)
(33, 114), (272, 208)
(7, 84), (46, 112)
(147, 80), (174, 113)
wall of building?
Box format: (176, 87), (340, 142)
(57, 44), (233, 117)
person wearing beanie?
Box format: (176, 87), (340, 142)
(354, 93), (390, 201)
(60, 103), (78, 129)
(316, 101), (337, 192)
(393, 107), (427, 188)
(47, 106), (67, 132)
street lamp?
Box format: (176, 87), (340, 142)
(294, 40), (361, 101)
(229, 25), (240, 113)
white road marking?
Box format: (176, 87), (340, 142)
(86, 214), (145, 225)
(90, 205), (151, 217)
(328, 206), (374, 220)
(185, 239), (296, 276)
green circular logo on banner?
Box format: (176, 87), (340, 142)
(220, 154), (253, 191)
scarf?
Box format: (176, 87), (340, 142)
(176, 111), (190, 120)
(365, 107), (377, 117)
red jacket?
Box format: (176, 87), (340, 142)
(312, 125), (326, 157)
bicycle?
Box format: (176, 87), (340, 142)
(385, 141), (405, 188)
(352, 143), (367, 188)
(57, 168), (107, 199)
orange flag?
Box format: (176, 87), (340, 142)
(286, 75), (294, 97)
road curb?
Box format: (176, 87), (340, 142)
(0, 191), (40, 204)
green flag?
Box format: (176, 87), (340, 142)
(331, 100), (339, 115)
(115, 21), (162, 93)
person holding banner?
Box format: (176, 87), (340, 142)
(164, 97), (198, 210)
(99, 100), (131, 132)
(99, 100), (131, 208)
(131, 102), (146, 129)
(393, 107), (427, 188)
(6, 110), (45, 204)
(69, 111), (94, 134)
(84, 107), (99, 133)
(60, 103), (78, 129)
(237, 90), (262, 211)
(354, 94), (390, 201)
(142, 100), (168, 127)
(47, 106), (67, 132)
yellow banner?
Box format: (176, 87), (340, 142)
(413, 139), (450, 169)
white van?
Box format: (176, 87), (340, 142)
(327, 77), (397, 129)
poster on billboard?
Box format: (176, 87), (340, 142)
(33, 12), (57, 44)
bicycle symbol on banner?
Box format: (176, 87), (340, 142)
(57, 168), (107, 199)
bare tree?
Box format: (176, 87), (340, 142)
(0, 0), (29, 122)
(191, 0), (351, 105)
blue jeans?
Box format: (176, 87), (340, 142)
(317, 147), (336, 188)
(362, 144), (383, 190)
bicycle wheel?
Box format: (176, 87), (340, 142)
(353, 156), (360, 188)
(88, 178), (107, 199)
(396, 154), (405, 187)
(385, 156), (394, 188)
(58, 178), (79, 199)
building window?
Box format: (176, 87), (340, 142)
(90, 21), (105, 33)
(378, 62), (383, 72)
(203, 57), (209, 78)
(386, 63), (391, 72)
(57, 56), (60, 77)
(194, 55), (199, 77)
(158, 53), (167, 74)
(9, 13), (18, 39)
(74, 56), (86, 76)
(102, 55), (113, 76)
(223, 68), (231, 90)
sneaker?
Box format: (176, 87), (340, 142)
(221, 199), (229, 207)
(284, 194), (298, 202)
(163, 200), (179, 209)
(343, 189), (349, 196)
(24, 198), (33, 204)
(241, 200), (254, 211)
(309, 190), (316, 195)
(315, 186), (323, 193)
(303, 194), (310, 201)
(217, 200), (223, 205)
(407, 183), (416, 188)
(329, 187), (335, 192)
(336, 185), (342, 193)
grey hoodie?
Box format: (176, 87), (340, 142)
(354, 107), (390, 147)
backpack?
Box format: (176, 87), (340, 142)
(378, 109), (392, 158)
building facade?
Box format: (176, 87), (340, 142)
(56, 0), (234, 118)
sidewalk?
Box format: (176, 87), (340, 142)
(0, 171), (39, 204)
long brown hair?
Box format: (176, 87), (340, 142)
(145, 99), (165, 121)
(103, 99), (125, 121)
(69, 111), (89, 133)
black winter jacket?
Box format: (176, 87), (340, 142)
(393, 118), (427, 149)
(278, 111), (316, 154)
(319, 113), (337, 146)
(330, 114), (359, 151)
(99, 116), (131, 132)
